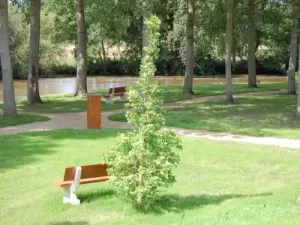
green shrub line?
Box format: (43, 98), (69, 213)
(0, 58), (287, 80)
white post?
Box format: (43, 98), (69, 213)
(63, 166), (82, 205)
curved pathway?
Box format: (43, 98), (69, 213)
(1, 90), (300, 149)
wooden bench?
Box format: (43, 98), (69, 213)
(103, 86), (127, 104)
(53, 163), (109, 205)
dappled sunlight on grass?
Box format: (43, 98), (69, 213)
(165, 94), (300, 138)
(2, 130), (300, 224)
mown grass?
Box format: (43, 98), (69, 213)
(3, 82), (287, 113)
(1, 129), (300, 224)
(0, 114), (49, 128)
(109, 94), (300, 139)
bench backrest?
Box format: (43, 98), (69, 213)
(63, 163), (108, 181)
(108, 87), (126, 94)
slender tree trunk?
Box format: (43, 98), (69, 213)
(74, 0), (87, 97)
(27, 0), (42, 105)
(226, 0), (234, 103)
(141, 0), (152, 59)
(0, 0), (17, 117)
(297, 34), (300, 116)
(183, 0), (196, 94)
(247, 0), (257, 88)
(288, 2), (299, 95)
(232, 28), (236, 72)
(101, 40), (107, 74)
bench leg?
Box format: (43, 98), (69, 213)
(107, 94), (114, 104)
(63, 187), (80, 205)
(62, 166), (82, 205)
(120, 94), (127, 102)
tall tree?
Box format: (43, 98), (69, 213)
(183, 0), (196, 94)
(141, 0), (152, 58)
(27, 0), (42, 104)
(287, 0), (299, 95)
(0, 0), (17, 117)
(74, 0), (87, 97)
(247, 0), (257, 88)
(226, 0), (234, 103)
(297, 34), (300, 116)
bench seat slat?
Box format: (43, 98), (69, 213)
(53, 176), (109, 187)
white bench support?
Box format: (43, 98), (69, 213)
(106, 94), (114, 104)
(120, 93), (127, 102)
(63, 166), (82, 205)
(105, 88), (127, 104)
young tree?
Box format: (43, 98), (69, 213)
(27, 0), (42, 105)
(0, 0), (17, 117)
(74, 0), (87, 97)
(226, 0), (234, 103)
(247, 0), (257, 88)
(142, 0), (152, 58)
(106, 15), (182, 209)
(183, 0), (196, 94)
(287, 0), (299, 95)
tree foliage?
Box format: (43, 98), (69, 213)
(105, 15), (182, 208)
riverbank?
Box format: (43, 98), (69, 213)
(0, 75), (287, 101)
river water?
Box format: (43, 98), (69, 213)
(0, 75), (287, 101)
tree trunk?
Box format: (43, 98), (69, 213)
(0, 0), (17, 117)
(27, 0), (42, 105)
(297, 34), (300, 116)
(288, 2), (299, 95)
(141, 0), (152, 59)
(101, 40), (107, 74)
(74, 0), (87, 97)
(226, 0), (234, 103)
(232, 27), (236, 72)
(183, 0), (196, 94)
(247, 0), (257, 88)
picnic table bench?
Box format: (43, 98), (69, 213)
(103, 86), (127, 104)
(53, 163), (109, 205)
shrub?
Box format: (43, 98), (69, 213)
(105, 15), (182, 209)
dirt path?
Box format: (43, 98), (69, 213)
(2, 90), (299, 149)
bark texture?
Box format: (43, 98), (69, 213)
(75, 0), (87, 97)
(297, 34), (300, 116)
(183, 0), (196, 94)
(0, 0), (17, 117)
(27, 0), (42, 105)
(287, 1), (300, 95)
(226, 0), (234, 103)
(247, 0), (257, 88)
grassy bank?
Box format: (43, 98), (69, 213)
(9, 82), (287, 113)
(0, 114), (49, 128)
(109, 94), (300, 139)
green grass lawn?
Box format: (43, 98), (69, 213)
(0, 114), (49, 128)
(1, 82), (287, 113)
(1, 129), (300, 225)
(109, 94), (300, 139)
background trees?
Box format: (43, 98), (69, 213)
(1, 0), (300, 113)
(0, 0), (17, 116)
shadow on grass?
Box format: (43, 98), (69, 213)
(144, 192), (272, 214)
(78, 189), (116, 203)
(0, 129), (124, 172)
(48, 221), (88, 225)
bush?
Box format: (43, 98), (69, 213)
(105, 15), (182, 209)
